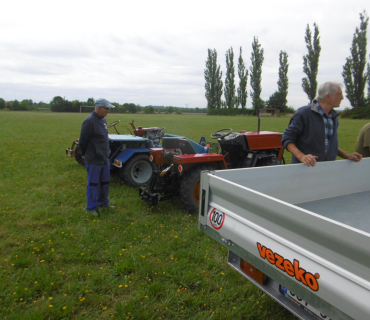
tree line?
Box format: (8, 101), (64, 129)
(0, 96), (206, 114)
(0, 99), (49, 111)
(205, 10), (370, 118)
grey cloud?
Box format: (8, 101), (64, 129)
(2, 41), (92, 59)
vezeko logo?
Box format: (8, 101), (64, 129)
(257, 243), (320, 292)
(209, 208), (225, 230)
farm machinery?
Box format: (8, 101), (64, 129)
(66, 120), (166, 187)
(139, 128), (284, 211)
(66, 120), (211, 188)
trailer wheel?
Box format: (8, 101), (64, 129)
(120, 154), (154, 187)
(74, 146), (85, 165)
(180, 165), (214, 212)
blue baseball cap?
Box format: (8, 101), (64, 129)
(95, 98), (115, 108)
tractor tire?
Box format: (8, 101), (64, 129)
(180, 165), (214, 212)
(119, 154), (154, 187)
(74, 146), (85, 165)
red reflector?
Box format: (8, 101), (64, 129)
(149, 155), (154, 162)
(115, 160), (122, 167)
(178, 165), (183, 172)
(240, 258), (265, 285)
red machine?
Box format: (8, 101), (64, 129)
(139, 128), (284, 211)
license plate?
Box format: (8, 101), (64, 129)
(279, 285), (333, 320)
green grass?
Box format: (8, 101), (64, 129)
(0, 111), (366, 319)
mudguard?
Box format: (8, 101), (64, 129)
(112, 148), (150, 167)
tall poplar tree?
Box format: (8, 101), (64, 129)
(367, 61), (370, 102)
(302, 23), (321, 102)
(250, 37), (264, 112)
(224, 47), (236, 109)
(267, 51), (289, 112)
(342, 11), (369, 108)
(237, 47), (248, 109)
(204, 49), (223, 110)
(278, 51), (289, 108)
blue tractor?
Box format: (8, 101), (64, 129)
(66, 120), (210, 187)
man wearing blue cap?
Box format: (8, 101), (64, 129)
(79, 98), (116, 215)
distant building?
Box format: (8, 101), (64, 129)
(259, 108), (280, 117)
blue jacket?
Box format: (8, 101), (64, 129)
(79, 112), (110, 165)
(282, 101), (339, 164)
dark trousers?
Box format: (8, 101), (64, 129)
(85, 163), (110, 210)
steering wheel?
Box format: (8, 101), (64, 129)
(107, 120), (120, 128)
(156, 127), (166, 138)
(211, 128), (233, 139)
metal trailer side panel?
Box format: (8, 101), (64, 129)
(199, 159), (370, 320)
(210, 159), (370, 204)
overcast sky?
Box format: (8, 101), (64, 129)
(1, 0), (369, 109)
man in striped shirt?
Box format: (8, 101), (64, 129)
(282, 82), (362, 167)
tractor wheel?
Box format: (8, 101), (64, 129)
(74, 146), (85, 165)
(120, 154), (154, 187)
(180, 165), (214, 212)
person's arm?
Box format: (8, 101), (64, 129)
(337, 148), (362, 162)
(286, 143), (318, 167)
(283, 109), (319, 167)
(79, 120), (93, 156)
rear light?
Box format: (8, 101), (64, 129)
(178, 165), (183, 172)
(115, 160), (122, 167)
(149, 155), (154, 162)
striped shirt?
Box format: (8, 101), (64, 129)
(316, 102), (333, 154)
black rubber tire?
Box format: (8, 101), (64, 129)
(74, 146), (85, 165)
(120, 154), (154, 187)
(180, 165), (214, 212)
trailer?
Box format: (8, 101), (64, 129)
(198, 159), (370, 320)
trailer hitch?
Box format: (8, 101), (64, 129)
(160, 164), (173, 177)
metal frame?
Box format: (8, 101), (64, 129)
(199, 159), (370, 320)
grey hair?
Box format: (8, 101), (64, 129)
(94, 106), (99, 111)
(316, 82), (343, 101)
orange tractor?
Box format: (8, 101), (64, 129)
(139, 128), (284, 211)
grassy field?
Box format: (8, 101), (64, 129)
(0, 111), (366, 320)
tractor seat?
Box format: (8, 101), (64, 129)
(162, 137), (183, 149)
(178, 139), (196, 155)
(162, 137), (196, 155)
